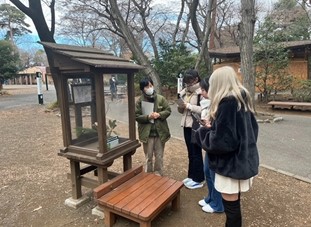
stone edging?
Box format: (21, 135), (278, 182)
(172, 136), (311, 185)
(260, 164), (311, 184)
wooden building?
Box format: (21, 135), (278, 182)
(209, 40), (311, 81)
(7, 66), (48, 85)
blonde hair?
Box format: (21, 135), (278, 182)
(208, 66), (254, 119)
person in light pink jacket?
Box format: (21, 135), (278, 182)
(177, 69), (204, 189)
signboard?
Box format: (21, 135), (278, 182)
(71, 84), (92, 104)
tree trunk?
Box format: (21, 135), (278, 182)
(173, 0), (185, 45)
(239, 0), (256, 100)
(10, 0), (60, 100)
(195, 0), (214, 76)
(109, 0), (162, 93)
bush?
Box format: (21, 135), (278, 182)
(292, 80), (311, 102)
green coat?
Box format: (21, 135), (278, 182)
(135, 94), (171, 143)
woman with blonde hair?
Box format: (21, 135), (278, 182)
(195, 66), (259, 227)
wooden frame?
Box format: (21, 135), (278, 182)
(40, 42), (144, 201)
(94, 166), (183, 227)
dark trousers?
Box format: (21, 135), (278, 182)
(183, 127), (204, 182)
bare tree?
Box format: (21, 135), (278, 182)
(214, 1), (240, 48)
(10, 0), (55, 43)
(187, 0), (214, 75)
(57, 6), (102, 47)
(9, 0), (61, 97)
(239, 0), (256, 100)
(172, 0), (186, 45)
(194, 0), (214, 74)
(58, 0), (170, 92)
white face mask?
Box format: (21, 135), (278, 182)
(145, 87), (154, 96)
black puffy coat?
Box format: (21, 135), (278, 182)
(195, 96), (259, 180)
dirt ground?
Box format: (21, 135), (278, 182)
(1, 87), (311, 227)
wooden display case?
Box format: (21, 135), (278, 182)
(40, 42), (143, 201)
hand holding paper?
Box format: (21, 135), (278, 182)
(149, 112), (160, 119)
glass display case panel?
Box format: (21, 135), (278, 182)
(103, 74), (129, 148)
(67, 76), (98, 149)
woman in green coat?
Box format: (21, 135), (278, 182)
(135, 77), (171, 176)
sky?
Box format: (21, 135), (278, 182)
(1, 0), (279, 33)
(0, 0), (279, 51)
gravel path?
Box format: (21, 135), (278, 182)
(0, 87), (310, 227)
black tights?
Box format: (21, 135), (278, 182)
(222, 197), (242, 227)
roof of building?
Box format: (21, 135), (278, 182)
(39, 42), (144, 73)
(18, 66), (46, 75)
(209, 40), (311, 58)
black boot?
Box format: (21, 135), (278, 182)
(222, 198), (242, 227)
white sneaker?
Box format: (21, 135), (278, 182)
(202, 204), (214, 213)
(182, 178), (192, 185)
(185, 180), (204, 189)
(198, 199), (208, 207)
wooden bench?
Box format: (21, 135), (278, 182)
(93, 166), (183, 227)
(268, 101), (311, 110)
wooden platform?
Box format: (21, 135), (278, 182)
(268, 101), (311, 110)
(94, 166), (183, 227)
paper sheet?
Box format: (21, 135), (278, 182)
(142, 101), (154, 123)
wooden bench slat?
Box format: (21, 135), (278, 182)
(113, 175), (162, 211)
(121, 177), (171, 215)
(268, 101), (311, 110)
(94, 167), (184, 227)
(102, 174), (156, 208)
(97, 173), (153, 206)
(93, 165), (143, 199)
(138, 181), (183, 220)
(129, 178), (175, 219)
(268, 101), (311, 106)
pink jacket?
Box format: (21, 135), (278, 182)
(177, 85), (202, 128)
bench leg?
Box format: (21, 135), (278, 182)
(171, 191), (180, 211)
(140, 221), (151, 227)
(104, 209), (116, 227)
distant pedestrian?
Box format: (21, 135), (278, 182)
(109, 75), (118, 101)
(177, 69), (204, 189)
(135, 77), (171, 176)
(195, 66), (259, 227)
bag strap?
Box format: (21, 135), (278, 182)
(197, 94), (201, 106)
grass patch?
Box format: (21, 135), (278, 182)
(0, 90), (10, 96)
(46, 100), (59, 110)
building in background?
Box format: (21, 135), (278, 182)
(7, 66), (50, 85)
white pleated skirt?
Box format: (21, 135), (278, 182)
(214, 173), (254, 194)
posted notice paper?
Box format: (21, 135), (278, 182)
(141, 101), (154, 123)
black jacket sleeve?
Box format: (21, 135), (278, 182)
(195, 98), (240, 155)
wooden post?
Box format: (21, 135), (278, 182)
(74, 104), (83, 137)
(95, 73), (107, 158)
(58, 74), (72, 147)
(97, 166), (108, 184)
(127, 73), (136, 140)
(123, 153), (132, 171)
(70, 160), (82, 199)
